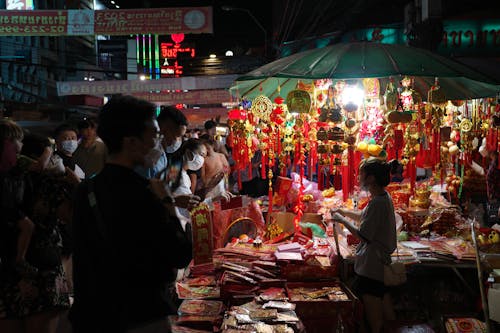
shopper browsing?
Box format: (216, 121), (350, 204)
(70, 96), (192, 333)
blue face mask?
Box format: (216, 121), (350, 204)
(61, 140), (78, 154)
(165, 137), (182, 153)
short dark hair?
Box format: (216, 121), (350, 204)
(204, 120), (216, 130)
(77, 118), (97, 130)
(21, 132), (51, 159)
(53, 123), (77, 139)
(360, 157), (391, 187)
(157, 105), (187, 127)
(97, 95), (156, 154)
(178, 138), (203, 157)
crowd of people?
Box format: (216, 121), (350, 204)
(2, 95), (499, 333)
(0, 95), (244, 333)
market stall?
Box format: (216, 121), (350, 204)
(171, 42), (500, 332)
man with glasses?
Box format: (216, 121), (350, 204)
(70, 96), (192, 333)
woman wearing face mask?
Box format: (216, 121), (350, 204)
(46, 124), (85, 182)
(1, 120), (71, 333)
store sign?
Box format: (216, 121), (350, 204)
(56, 74), (238, 96)
(438, 19), (500, 55)
(283, 19), (500, 57)
(0, 10), (67, 35)
(6, 0), (34, 10)
(0, 7), (213, 36)
(95, 7), (212, 35)
(132, 89), (230, 104)
(341, 26), (406, 45)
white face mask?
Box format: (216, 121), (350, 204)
(165, 137), (182, 153)
(186, 153), (204, 171)
(61, 140), (78, 154)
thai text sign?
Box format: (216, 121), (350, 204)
(0, 10), (68, 35)
(438, 19), (500, 55)
(56, 75), (238, 96)
(132, 89), (231, 104)
(0, 7), (212, 36)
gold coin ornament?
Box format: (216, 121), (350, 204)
(286, 89), (312, 114)
(459, 119), (472, 132)
(251, 95), (273, 121)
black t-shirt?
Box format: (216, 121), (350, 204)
(70, 164), (192, 332)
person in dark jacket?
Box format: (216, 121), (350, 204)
(69, 95), (192, 333)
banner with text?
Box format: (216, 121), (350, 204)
(56, 75), (238, 96)
(132, 90), (231, 105)
(0, 7), (212, 36)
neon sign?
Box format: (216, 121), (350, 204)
(161, 61), (183, 76)
(160, 33), (195, 77)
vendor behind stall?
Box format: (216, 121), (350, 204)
(331, 157), (396, 333)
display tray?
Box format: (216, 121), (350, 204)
(285, 281), (358, 319)
(280, 256), (340, 281)
(286, 281), (360, 333)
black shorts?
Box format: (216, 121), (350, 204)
(352, 274), (388, 298)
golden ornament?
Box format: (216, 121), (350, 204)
(251, 95), (273, 121)
(459, 119), (472, 132)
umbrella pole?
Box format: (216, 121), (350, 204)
(471, 221), (491, 332)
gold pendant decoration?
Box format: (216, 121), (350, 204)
(459, 119), (472, 132)
(251, 95), (273, 121)
(286, 89), (312, 114)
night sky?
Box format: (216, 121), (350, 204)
(110, 0), (500, 57)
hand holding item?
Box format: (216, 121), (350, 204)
(331, 212), (345, 223)
(220, 191), (234, 203)
(175, 194), (201, 210)
(65, 167), (81, 184)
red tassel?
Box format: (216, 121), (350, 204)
(261, 151), (266, 179)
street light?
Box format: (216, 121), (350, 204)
(222, 6), (267, 57)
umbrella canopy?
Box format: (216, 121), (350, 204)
(236, 42), (499, 84)
(231, 76), (500, 101)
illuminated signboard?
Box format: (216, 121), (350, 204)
(7, 0), (34, 10)
(160, 33), (195, 77)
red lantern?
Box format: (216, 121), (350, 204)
(228, 108), (247, 120)
(274, 96), (284, 105)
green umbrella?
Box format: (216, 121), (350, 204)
(236, 42), (499, 84)
(230, 76), (500, 101)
